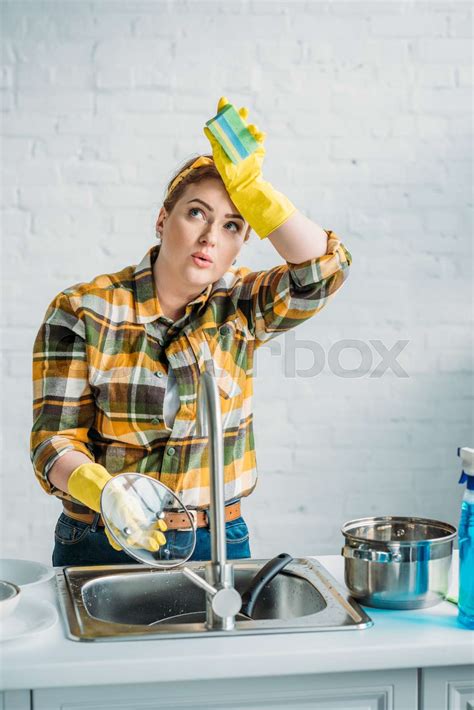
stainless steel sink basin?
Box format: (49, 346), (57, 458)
(56, 557), (372, 641)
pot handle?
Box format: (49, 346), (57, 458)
(342, 546), (402, 563)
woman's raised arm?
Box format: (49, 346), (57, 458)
(267, 210), (328, 264)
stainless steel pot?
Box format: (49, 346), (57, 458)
(341, 516), (456, 609)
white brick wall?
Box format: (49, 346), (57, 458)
(1, 0), (472, 564)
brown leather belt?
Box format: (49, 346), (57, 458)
(62, 500), (241, 530)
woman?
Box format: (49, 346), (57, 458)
(31, 98), (352, 567)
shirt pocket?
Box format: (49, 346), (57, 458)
(90, 363), (167, 442)
(90, 365), (131, 413)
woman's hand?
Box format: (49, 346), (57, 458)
(67, 463), (167, 552)
(203, 96), (297, 240)
(203, 96), (267, 194)
(103, 483), (167, 553)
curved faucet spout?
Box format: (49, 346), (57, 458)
(185, 370), (241, 630)
(196, 370), (227, 569)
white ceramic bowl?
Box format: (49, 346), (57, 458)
(0, 559), (54, 590)
(0, 580), (21, 619)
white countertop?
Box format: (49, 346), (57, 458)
(1, 554), (473, 691)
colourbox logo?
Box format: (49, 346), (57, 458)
(255, 332), (409, 379)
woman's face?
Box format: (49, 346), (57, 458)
(155, 178), (250, 291)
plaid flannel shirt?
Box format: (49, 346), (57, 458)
(31, 232), (351, 511)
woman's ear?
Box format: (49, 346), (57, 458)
(156, 207), (167, 239)
(244, 225), (251, 242)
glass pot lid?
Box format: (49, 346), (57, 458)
(100, 473), (196, 568)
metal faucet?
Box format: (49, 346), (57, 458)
(181, 370), (242, 630)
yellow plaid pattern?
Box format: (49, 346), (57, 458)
(31, 233), (351, 512)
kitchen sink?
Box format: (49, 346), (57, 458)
(56, 557), (373, 641)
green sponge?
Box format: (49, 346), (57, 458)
(205, 103), (259, 164)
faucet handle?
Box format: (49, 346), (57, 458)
(182, 566), (242, 619)
(212, 586), (242, 618)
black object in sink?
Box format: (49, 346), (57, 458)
(240, 553), (293, 618)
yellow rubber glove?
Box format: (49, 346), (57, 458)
(67, 463), (167, 553)
(203, 96), (297, 239)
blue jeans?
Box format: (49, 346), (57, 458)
(52, 512), (251, 567)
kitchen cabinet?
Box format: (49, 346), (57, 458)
(2, 665), (469, 709)
(33, 670), (418, 709)
(420, 665), (474, 710)
(0, 691), (30, 710)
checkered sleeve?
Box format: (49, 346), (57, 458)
(31, 291), (95, 496)
(237, 230), (352, 345)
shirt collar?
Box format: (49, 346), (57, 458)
(133, 245), (213, 324)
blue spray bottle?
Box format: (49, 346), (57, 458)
(457, 446), (474, 629)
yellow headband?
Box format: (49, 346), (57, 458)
(166, 156), (215, 199)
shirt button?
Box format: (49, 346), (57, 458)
(151, 417), (160, 425)
(220, 325), (230, 336)
(155, 371), (164, 378)
(167, 447), (176, 456)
